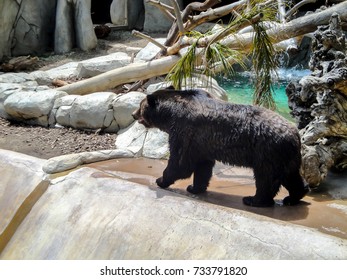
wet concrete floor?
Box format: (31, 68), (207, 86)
(87, 158), (347, 240)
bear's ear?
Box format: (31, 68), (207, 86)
(147, 94), (157, 107)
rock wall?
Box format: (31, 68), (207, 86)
(286, 13), (347, 187)
(0, 0), (57, 61)
(0, 0), (185, 60)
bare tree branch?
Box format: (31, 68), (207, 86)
(286, 0), (317, 20)
(165, 0), (224, 47)
(170, 0), (185, 34)
(146, 0), (176, 21)
(132, 30), (167, 51)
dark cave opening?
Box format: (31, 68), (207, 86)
(91, 0), (113, 24)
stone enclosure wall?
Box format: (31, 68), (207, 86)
(0, 0), (183, 61)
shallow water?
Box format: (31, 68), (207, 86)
(217, 69), (311, 120)
(87, 158), (347, 240)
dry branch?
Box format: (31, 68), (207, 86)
(165, 0), (225, 47)
(146, 0), (176, 21)
(285, 0), (317, 20)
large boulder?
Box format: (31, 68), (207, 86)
(4, 89), (67, 126)
(0, 0), (18, 61)
(68, 92), (117, 130)
(53, 91), (144, 132)
(76, 52), (135, 78)
(0, 83), (23, 118)
(112, 91), (146, 129)
(54, 0), (97, 54)
(0, 0), (57, 60)
(11, 0), (57, 57)
(115, 121), (169, 158)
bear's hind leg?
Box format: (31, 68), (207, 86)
(282, 171), (309, 206)
(243, 169), (278, 207)
(187, 160), (215, 194)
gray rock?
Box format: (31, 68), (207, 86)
(4, 89), (67, 126)
(42, 149), (134, 174)
(69, 92), (117, 130)
(142, 128), (169, 159)
(76, 52), (133, 78)
(110, 0), (127, 26)
(0, 0), (18, 61)
(0, 0), (56, 59)
(45, 62), (79, 80)
(54, 0), (97, 54)
(0, 83), (23, 118)
(115, 121), (169, 159)
(135, 39), (166, 61)
(0, 149), (46, 240)
(115, 121), (147, 155)
(113, 91), (146, 129)
(0, 73), (35, 84)
(1, 155), (347, 259)
(30, 71), (54, 86)
(11, 0), (57, 57)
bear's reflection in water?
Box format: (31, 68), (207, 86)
(87, 158), (347, 240)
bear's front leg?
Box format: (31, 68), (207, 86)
(187, 160), (215, 194)
(156, 176), (172, 189)
(156, 157), (194, 189)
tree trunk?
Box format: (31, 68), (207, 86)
(59, 56), (180, 95)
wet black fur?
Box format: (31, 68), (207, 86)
(132, 88), (308, 207)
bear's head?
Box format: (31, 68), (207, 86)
(132, 88), (213, 131)
(132, 95), (155, 128)
(132, 87), (179, 129)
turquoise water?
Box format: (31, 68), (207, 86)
(217, 69), (311, 120)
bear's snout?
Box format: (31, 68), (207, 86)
(132, 108), (140, 120)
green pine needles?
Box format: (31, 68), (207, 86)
(251, 22), (278, 110)
(167, 0), (279, 109)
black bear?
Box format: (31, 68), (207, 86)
(132, 88), (308, 207)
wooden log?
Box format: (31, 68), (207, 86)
(58, 56), (180, 95)
(222, 1), (347, 50)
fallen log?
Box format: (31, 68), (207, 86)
(59, 56), (180, 95)
(59, 1), (347, 95)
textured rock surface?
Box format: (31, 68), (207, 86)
(112, 91), (146, 129)
(54, 0), (97, 54)
(76, 52), (137, 78)
(0, 150), (46, 253)
(4, 90), (67, 126)
(0, 0), (18, 61)
(1, 151), (347, 260)
(0, 0), (57, 60)
(42, 149), (134, 174)
(286, 13), (347, 187)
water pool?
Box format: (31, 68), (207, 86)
(217, 69), (311, 120)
